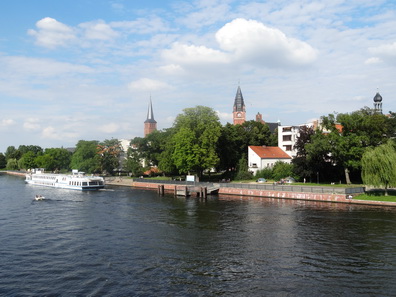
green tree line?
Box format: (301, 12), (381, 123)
(1, 139), (122, 175)
(2, 105), (395, 190)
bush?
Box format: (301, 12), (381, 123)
(273, 161), (293, 181)
(6, 158), (19, 170)
(255, 167), (273, 179)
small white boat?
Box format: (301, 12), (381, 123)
(34, 195), (45, 201)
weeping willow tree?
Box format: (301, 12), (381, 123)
(361, 141), (396, 195)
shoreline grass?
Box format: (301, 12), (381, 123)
(354, 193), (396, 202)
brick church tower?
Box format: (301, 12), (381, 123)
(233, 86), (246, 125)
(144, 97), (157, 137)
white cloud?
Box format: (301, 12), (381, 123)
(216, 110), (232, 121)
(100, 123), (120, 134)
(162, 42), (229, 65)
(1, 55), (92, 78)
(161, 18), (317, 72)
(215, 18), (318, 67)
(111, 17), (172, 34)
(23, 118), (41, 131)
(365, 57), (382, 64)
(128, 78), (172, 91)
(0, 119), (16, 129)
(41, 126), (62, 140)
(79, 20), (119, 41)
(368, 42), (396, 64)
(41, 126), (80, 141)
(157, 64), (185, 75)
(27, 17), (76, 49)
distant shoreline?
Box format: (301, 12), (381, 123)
(4, 172), (395, 207)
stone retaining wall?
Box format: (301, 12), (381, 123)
(132, 181), (396, 207)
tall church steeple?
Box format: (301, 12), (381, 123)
(144, 97), (157, 137)
(233, 85), (246, 125)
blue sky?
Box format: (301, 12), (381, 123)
(1, 0), (395, 153)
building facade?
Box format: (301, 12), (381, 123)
(248, 146), (292, 175)
(277, 121), (319, 157)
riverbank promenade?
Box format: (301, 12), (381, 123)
(105, 177), (396, 207)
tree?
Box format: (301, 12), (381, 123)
(5, 146), (21, 161)
(35, 154), (56, 171)
(272, 161), (293, 181)
(70, 140), (100, 173)
(242, 120), (273, 146)
(361, 141), (396, 195)
(308, 108), (394, 184)
(217, 123), (246, 172)
(234, 154), (252, 180)
(97, 139), (122, 175)
(44, 148), (71, 171)
(6, 158), (18, 170)
(167, 106), (222, 177)
(158, 137), (178, 175)
(124, 146), (144, 177)
(217, 121), (276, 173)
(18, 145), (43, 156)
(131, 129), (173, 169)
(292, 126), (316, 181)
(18, 151), (37, 170)
(0, 153), (7, 169)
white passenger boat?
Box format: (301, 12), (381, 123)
(26, 169), (105, 191)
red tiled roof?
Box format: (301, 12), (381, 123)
(249, 146), (291, 159)
(143, 167), (161, 175)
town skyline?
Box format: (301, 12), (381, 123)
(1, 0), (395, 153)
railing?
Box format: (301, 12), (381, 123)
(132, 178), (365, 195)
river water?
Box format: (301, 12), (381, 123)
(1, 174), (396, 296)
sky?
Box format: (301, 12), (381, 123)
(0, 0), (395, 153)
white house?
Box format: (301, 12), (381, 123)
(248, 146), (292, 175)
(278, 120), (318, 157)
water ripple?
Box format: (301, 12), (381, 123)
(1, 175), (396, 296)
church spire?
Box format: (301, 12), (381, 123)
(233, 86), (245, 112)
(233, 85), (246, 125)
(144, 97), (157, 137)
(145, 96), (156, 123)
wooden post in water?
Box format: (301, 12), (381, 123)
(174, 185), (177, 197)
(203, 187), (207, 199)
(158, 185), (165, 196)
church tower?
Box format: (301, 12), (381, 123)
(233, 86), (246, 125)
(373, 91), (383, 114)
(144, 97), (157, 137)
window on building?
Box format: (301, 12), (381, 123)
(283, 135), (292, 141)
